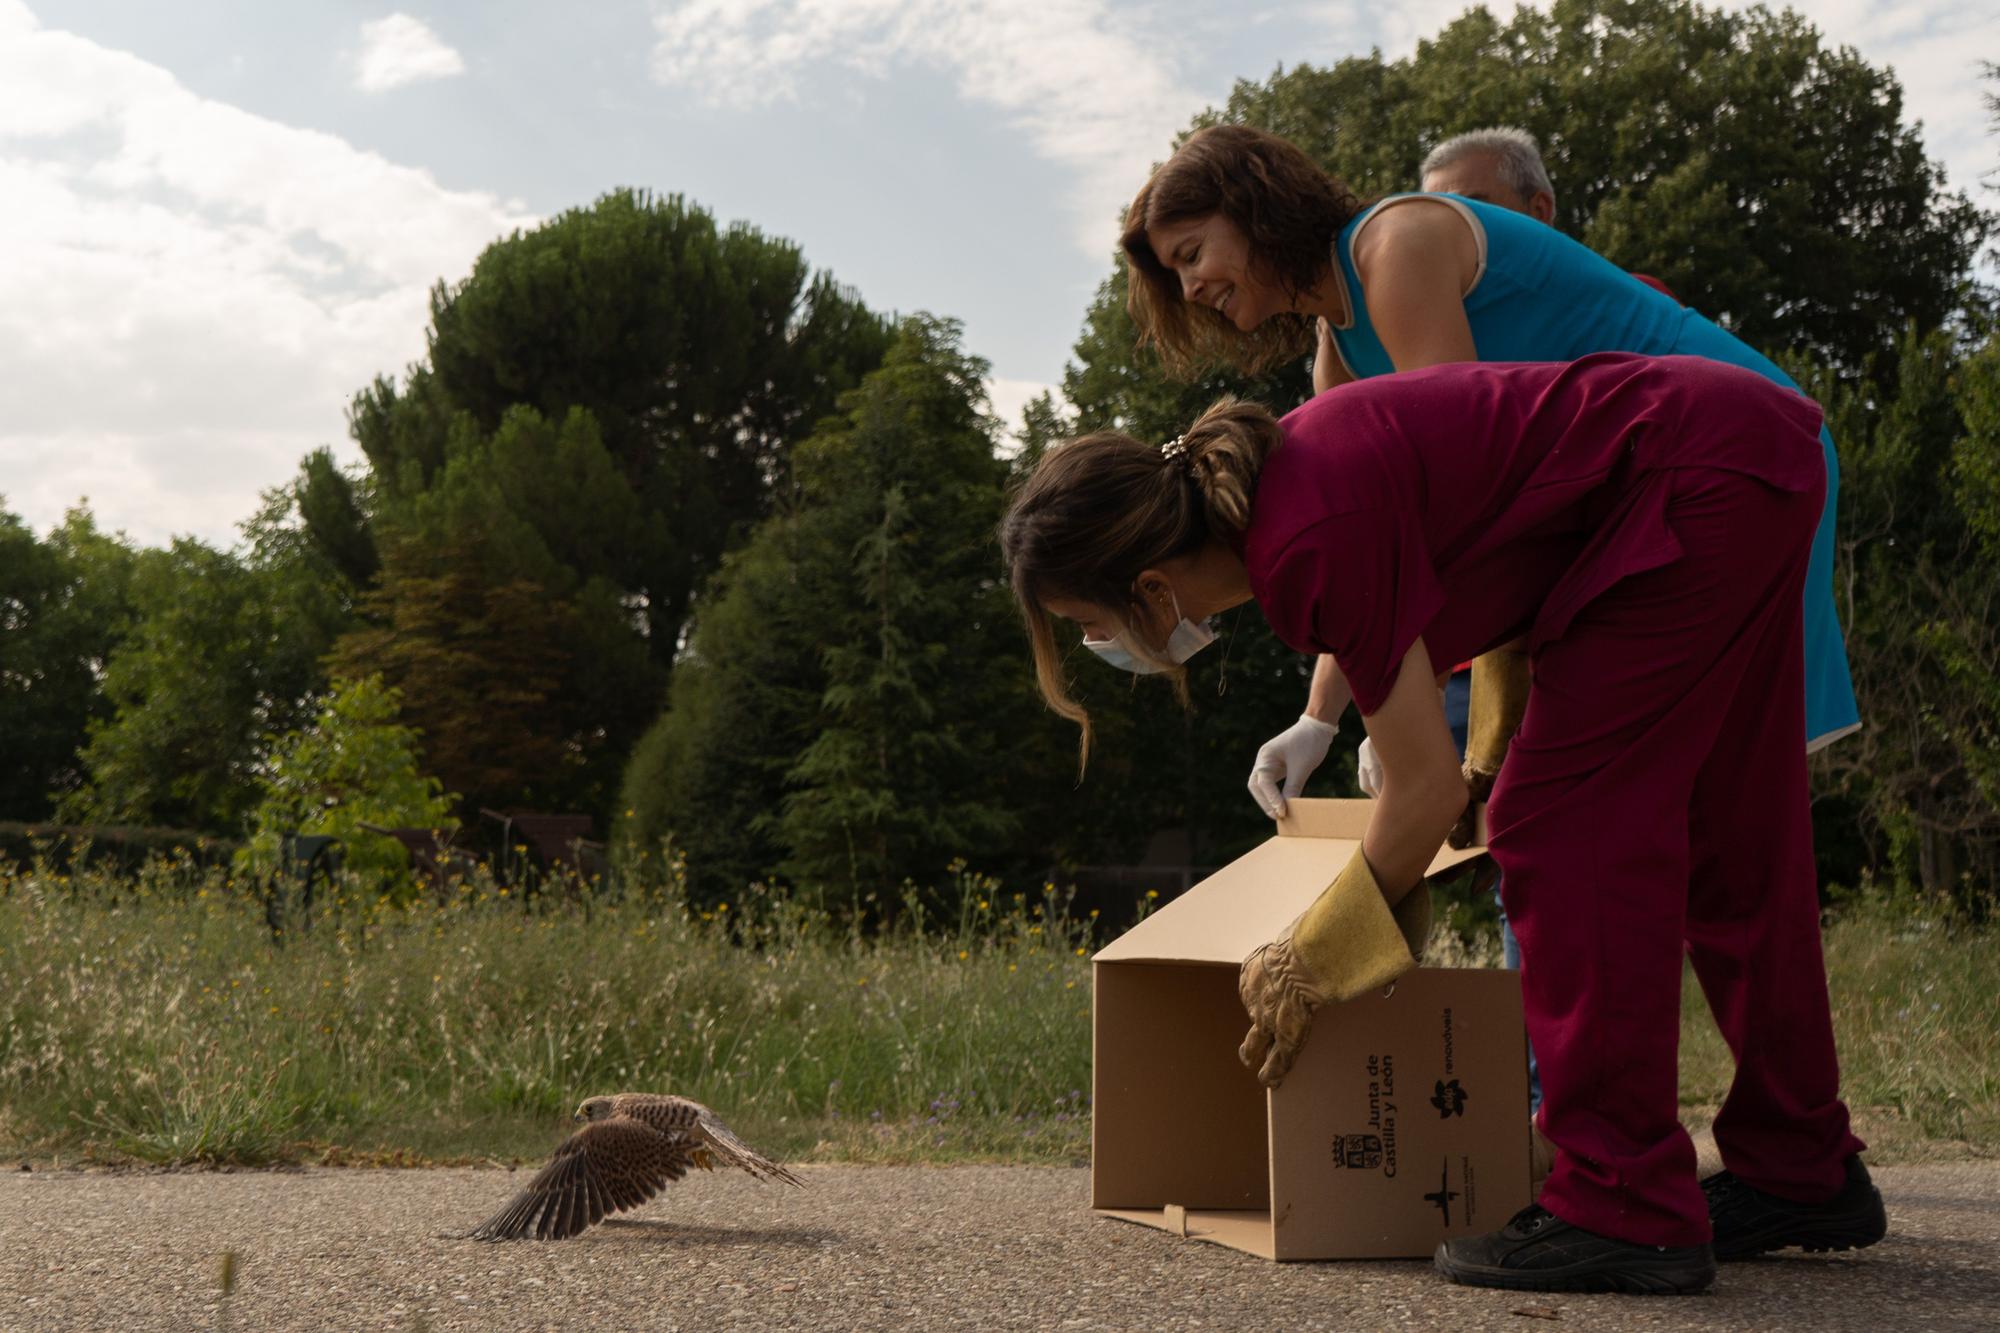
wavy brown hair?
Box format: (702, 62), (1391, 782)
(998, 397), (1285, 768)
(1122, 124), (1364, 379)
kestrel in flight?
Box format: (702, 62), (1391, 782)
(472, 1093), (804, 1241)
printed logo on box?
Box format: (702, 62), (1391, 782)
(1424, 1157), (1462, 1225)
(1329, 1133), (1384, 1171)
(1430, 1077), (1470, 1118)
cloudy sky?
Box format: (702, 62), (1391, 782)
(3, 0), (1995, 549)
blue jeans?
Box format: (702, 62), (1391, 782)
(1445, 669), (1542, 1114)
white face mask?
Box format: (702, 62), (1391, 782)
(1082, 591), (1216, 675)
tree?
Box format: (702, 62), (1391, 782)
(61, 478), (359, 833)
(347, 189), (894, 668)
(0, 508), (138, 819)
(771, 317), (1025, 899)
(60, 541), (281, 831)
(616, 513), (822, 902)
(237, 675), (458, 893)
(291, 447), (379, 590)
(1795, 326), (2000, 910)
(1198, 0), (1992, 379)
(330, 405), (661, 818)
(331, 190), (894, 828)
(621, 317), (1062, 906)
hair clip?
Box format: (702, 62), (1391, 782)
(1160, 434), (1189, 461)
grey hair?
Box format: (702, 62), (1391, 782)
(1421, 126), (1555, 202)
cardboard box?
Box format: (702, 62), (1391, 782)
(1091, 798), (1531, 1261)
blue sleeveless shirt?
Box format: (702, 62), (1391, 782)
(1324, 194), (1858, 749)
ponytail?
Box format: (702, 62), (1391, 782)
(999, 396), (1283, 766)
(1181, 396), (1283, 535)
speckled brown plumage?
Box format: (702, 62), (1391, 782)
(471, 1094), (803, 1241)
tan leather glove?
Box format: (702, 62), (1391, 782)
(1238, 851), (1431, 1088)
(1450, 648), (1531, 848)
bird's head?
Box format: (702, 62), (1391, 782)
(574, 1096), (615, 1123)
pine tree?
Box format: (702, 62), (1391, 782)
(620, 317), (1052, 906)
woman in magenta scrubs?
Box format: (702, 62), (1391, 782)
(1000, 353), (1883, 1294)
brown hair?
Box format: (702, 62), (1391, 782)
(998, 397), (1285, 767)
(1121, 124), (1364, 379)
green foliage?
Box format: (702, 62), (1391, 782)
(60, 485), (360, 835)
(291, 447), (379, 589)
(774, 318), (1025, 898)
(61, 542), (281, 832)
(332, 406), (658, 816)
(352, 188), (893, 660)
(0, 507), (138, 820)
(622, 317), (1055, 906)
(338, 190), (893, 819)
(1795, 325), (2000, 913)
(1199, 0), (1993, 379)
(238, 675), (458, 892)
(615, 521), (819, 905)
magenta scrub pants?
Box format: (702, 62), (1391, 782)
(1487, 465), (1865, 1248)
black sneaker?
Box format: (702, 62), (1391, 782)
(1434, 1204), (1717, 1295)
(1702, 1155), (1887, 1260)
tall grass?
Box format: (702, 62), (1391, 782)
(1, 850), (1992, 1167)
(0, 850), (1109, 1166)
(1679, 897), (2000, 1154)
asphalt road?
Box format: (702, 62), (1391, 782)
(1, 1162), (1994, 1331)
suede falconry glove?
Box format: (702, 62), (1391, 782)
(1237, 851), (1431, 1088)
(1450, 649), (1532, 848)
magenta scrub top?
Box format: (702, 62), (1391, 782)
(1242, 353), (1825, 716)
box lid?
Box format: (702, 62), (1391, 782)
(1093, 799), (1487, 966)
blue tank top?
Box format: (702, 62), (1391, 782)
(1326, 194), (1792, 387)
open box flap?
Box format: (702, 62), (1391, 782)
(1094, 799), (1488, 966)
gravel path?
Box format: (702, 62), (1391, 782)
(2, 1162), (1994, 1331)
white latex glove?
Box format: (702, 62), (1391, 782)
(1356, 735), (1383, 798)
(1248, 714), (1338, 820)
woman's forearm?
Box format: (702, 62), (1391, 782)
(1363, 769), (1468, 905)
(1307, 654), (1352, 724)
(1357, 637), (1467, 900)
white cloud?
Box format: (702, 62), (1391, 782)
(649, 0), (1209, 252)
(985, 375), (1059, 435)
(354, 12), (466, 93)
(0, 2), (535, 547)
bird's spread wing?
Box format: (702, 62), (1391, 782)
(471, 1119), (691, 1241)
(692, 1110), (805, 1187)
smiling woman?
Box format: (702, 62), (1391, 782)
(1119, 124), (1365, 378)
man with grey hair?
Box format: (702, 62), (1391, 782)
(1419, 126), (1677, 300)
(1421, 126), (1557, 225)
